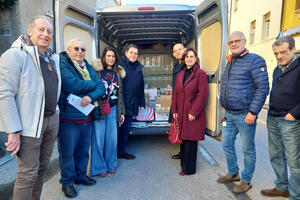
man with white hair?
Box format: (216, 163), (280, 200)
(58, 39), (105, 198)
(217, 31), (269, 193)
(0, 16), (61, 200)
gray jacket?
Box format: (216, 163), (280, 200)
(0, 36), (61, 138)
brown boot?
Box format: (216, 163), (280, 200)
(233, 181), (252, 193)
(217, 173), (240, 183)
(261, 188), (289, 198)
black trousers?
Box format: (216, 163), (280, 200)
(180, 140), (198, 175)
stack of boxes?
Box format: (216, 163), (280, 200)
(144, 87), (172, 121)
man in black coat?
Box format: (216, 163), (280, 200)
(118, 44), (145, 159)
(169, 43), (185, 159)
(261, 36), (300, 199)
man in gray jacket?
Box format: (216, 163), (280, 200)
(0, 16), (61, 200)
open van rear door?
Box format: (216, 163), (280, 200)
(195, 0), (228, 138)
(55, 0), (98, 62)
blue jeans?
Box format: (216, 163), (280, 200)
(267, 114), (300, 200)
(90, 106), (118, 176)
(118, 114), (132, 154)
(57, 121), (93, 186)
(221, 111), (257, 183)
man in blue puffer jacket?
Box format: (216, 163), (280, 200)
(217, 31), (269, 194)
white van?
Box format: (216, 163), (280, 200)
(55, 0), (228, 138)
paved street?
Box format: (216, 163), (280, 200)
(41, 109), (287, 200)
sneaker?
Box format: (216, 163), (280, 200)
(261, 188), (290, 198)
(117, 152), (135, 159)
(217, 173), (240, 183)
(233, 181), (252, 194)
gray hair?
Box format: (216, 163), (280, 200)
(67, 39), (85, 49)
(28, 15), (52, 29)
(229, 31), (246, 40)
(273, 36), (295, 50)
(125, 44), (138, 52)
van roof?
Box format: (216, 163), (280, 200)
(97, 5), (196, 51)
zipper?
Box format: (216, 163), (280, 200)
(224, 59), (234, 109)
(33, 47), (44, 138)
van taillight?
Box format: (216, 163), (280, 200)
(138, 7), (155, 10)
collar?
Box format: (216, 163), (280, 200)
(227, 49), (249, 63)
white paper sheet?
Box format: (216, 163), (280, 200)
(67, 94), (95, 116)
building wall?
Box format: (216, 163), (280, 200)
(281, 0), (300, 52)
(230, 0), (283, 103)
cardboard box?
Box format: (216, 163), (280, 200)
(155, 95), (172, 108)
(155, 112), (169, 121)
(145, 88), (158, 101)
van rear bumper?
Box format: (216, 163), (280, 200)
(131, 121), (170, 135)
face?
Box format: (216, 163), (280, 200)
(28, 18), (53, 53)
(105, 50), (116, 67)
(67, 40), (86, 64)
(228, 33), (246, 55)
(173, 44), (184, 60)
(273, 42), (295, 67)
(125, 47), (138, 62)
(185, 50), (197, 68)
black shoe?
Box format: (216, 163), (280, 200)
(117, 152), (135, 159)
(171, 153), (182, 159)
(74, 176), (96, 186)
(62, 186), (77, 198)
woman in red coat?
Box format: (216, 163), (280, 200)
(171, 48), (208, 175)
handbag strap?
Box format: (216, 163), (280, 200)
(106, 72), (115, 100)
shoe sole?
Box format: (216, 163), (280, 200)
(260, 192), (289, 198)
(233, 184), (252, 194)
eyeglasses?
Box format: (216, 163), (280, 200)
(227, 39), (243, 46)
(73, 47), (86, 53)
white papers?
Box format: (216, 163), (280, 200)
(67, 94), (95, 116)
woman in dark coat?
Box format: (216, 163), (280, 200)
(171, 48), (208, 175)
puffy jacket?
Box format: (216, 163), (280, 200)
(0, 36), (61, 138)
(220, 49), (269, 115)
(119, 55), (145, 116)
(269, 55), (300, 119)
(58, 52), (105, 120)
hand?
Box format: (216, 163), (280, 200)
(80, 96), (92, 107)
(285, 113), (295, 121)
(245, 112), (256, 125)
(188, 114), (195, 121)
(5, 132), (21, 156)
(119, 115), (125, 125)
(173, 113), (178, 119)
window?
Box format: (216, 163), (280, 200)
(249, 20), (256, 44)
(262, 12), (270, 40)
(234, 0), (239, 12)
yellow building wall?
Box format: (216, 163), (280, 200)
(230, 0), (284, 104)
(281, 0), (300, 30)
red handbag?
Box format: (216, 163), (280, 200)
(168, 118), (182, 144)
(101, 100), (111, 114)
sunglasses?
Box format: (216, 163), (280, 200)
(73, 47), (86, 53)
(227, 39), (243, 46)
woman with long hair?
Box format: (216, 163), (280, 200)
(90, 47), (126, 177)
(171, 48), (208, 175)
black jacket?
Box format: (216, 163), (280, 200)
(269, 55), (300, 119)
(119, 55), (145, 116)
